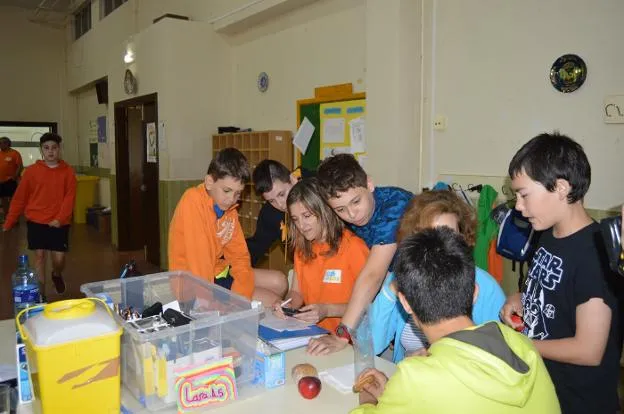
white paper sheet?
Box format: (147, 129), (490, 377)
(323, 118), (345, 144)
(260, 311), (313, 332)
(319, 364), (355, 395)
(293, 117), (315, 154)
(158, 121), (167, 151)
(349, 117), (366, 153)
(357, 154), (368, 170)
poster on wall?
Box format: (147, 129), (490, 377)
(90, 143), (98, 167)
(89, 120), (98, 143)
(97, 116), (107, 143)
(146, 122), (157, 163)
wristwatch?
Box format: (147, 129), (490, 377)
(335, 323), (352, 344)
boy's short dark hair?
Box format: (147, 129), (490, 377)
(0, 136), (11, 145)
(508, 132), (590, 203)
(207, 147), (250, 183)
(40, 132), (62, 146)
(317, 153), (367, 198)
(394, 227), (475, 324)
(253, 159), (291, 194)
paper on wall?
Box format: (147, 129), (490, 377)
(357, 154), (368, 170)
(158, 121), (167, 152)
(322, 118), (345, 144)
(293, 117), (315, 154)
(349, 117), (366, 153)
(146, 122), (157, 163)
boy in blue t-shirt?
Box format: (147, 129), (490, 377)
(308, 153), (412, 355)
(501, 132), (621, 414)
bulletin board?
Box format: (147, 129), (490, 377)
(319, 99), (366, 166)
(296, 83), (365, 171)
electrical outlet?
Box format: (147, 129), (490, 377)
(604, 95), (624, 124)
(433, 115), (447, 131)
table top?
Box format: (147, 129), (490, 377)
(0, 319), (395, 413)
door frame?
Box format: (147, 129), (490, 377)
(113, 93), (159, 262)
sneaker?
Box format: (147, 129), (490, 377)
(52, 273), (66, 295)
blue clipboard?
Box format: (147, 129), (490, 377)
(258, 324), (328, 341)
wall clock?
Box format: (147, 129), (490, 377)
(124, 69), (137, 95)
(257, 72), (269, 93)
(550, 54), (587, 93)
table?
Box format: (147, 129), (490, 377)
(0, 320), (395, 413)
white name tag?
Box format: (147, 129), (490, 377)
(323, 269), (342, 284)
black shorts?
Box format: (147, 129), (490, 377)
(0, 179), (17, 198)
(27, 221), (70, 252)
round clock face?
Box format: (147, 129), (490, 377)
(124, 69), (137, 95)
(257, 72), (269, 92)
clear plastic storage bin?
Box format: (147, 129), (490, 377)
(81, 271), (261, 412)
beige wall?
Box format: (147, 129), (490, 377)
(425, 0), (624, 210)
(0, 7), (72, 156)
(229, 0), (365, 129)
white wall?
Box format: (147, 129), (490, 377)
(427, 0), (624, 210)
(229, 0), (365, 130)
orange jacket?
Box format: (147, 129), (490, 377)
(3, 160), (76, 230)
(168, 184), (254, 299)
(0, 148), (23, 182)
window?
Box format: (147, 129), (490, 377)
(74, 2), (92, 40)
(101, 0), (127, 19)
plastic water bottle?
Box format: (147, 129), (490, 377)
(353, 307), (375, 381)
(12, 255), (41, 316)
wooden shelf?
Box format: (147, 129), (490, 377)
(213, 130), (294, 275)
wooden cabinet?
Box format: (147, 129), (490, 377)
(212, 130), (293, 275)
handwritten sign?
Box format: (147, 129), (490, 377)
(175, 357), (237, 412)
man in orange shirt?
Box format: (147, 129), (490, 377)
(168, 148), (284, 304)
(3, 133), (76, 297)
(0, 137), (23, 221)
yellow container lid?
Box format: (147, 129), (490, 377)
(23, 299), (120, 347)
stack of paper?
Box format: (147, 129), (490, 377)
(258, 313), (328, 351)
(319, 364), (356, 395)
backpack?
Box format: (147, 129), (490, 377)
(600, 215), (623, 277)
(492, 204), (538, 290)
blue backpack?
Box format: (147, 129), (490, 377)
(496, 208), (535, 262)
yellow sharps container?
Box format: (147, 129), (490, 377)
(16, 298), (122, 413)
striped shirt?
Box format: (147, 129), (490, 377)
(400, 318), (429, 354)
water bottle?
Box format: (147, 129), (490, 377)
(12, 255), (41, 316)
(353, 307), (375, 381)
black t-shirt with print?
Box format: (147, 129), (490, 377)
(521, 222), (621, 414)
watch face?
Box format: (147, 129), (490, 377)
(124, 69), (136, 95)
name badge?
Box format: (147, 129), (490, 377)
(323, 269), (342, 284)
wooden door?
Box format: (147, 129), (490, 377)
(114, 94), (160, 267)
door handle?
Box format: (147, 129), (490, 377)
(140, 184), (147, 192)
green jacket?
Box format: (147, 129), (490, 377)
(473, 184), (499, 270)
(351, 322), (560, 414)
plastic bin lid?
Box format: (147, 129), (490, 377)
(76, 175), (99, 182)
(24, 299), (120, 347)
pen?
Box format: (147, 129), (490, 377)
(280, 298), (292, 307)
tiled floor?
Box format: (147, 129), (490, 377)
(0, 220), (160, 321)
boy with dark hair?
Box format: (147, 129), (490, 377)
(168, 148), (283, 303)
(246, 159), (304, 266)
(3, 133), (76, 296)
(351, 228), (560, 413)
(501, 132), (621, 414)
(0, 136), (23, 222)
(308, 153), (412, 355)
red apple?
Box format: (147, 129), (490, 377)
(298, 376), (322, 399)
(511, 314), (524, 332)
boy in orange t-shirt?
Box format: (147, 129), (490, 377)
(3, 133), (76, 297)
(0, 137), (23, 220)
(272, 179), (369, 350)
(168, 148), (283, 303)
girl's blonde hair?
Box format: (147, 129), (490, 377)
(286, 178), (344, 262)
(397, 190), (477, 246)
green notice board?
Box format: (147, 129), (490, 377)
(298, 103), (321, 171)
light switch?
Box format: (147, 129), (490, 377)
(603, 95), (624, 124)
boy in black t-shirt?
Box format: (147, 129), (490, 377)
(501, 132), (621, 414)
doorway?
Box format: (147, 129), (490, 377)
(114, 93), (160, 267)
